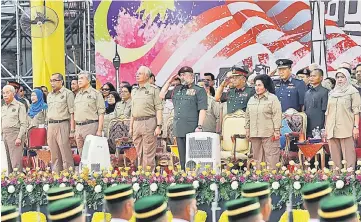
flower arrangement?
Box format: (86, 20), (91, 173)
(2, 162), (361, 210)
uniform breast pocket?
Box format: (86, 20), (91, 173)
(263, 103), (272, 114)
(343, 97), (352, 109)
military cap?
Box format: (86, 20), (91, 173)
(241, 182), (270, 200)
(231, 65), (249, 77)
(134, 195), (167, 222)
(47, 187), (74, 202)
(1, 206), (19, 222)
(301, 182), (331, 203)
(276, 59), (293, 68)
(104, 184), (133, 203)
(225, 197), (261, 222)
(318, 196), (357, 222)
(167, 184), (196, 201)
(6, 81), (20, 89)
(296, 68), (311, 76)
(178, 66), (194, 75)
(48, 197), (83, 222)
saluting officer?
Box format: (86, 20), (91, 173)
(160, 66), (208, 170)
(74, 71), (105, 155)
(215, 66), (255, 114)
(275, 59), (307, 112)
(130, 66), (163, 171)
(47, 73), (75, 173)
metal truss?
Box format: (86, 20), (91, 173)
(1, 0), (95, 90)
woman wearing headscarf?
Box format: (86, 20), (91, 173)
(245, 74), (282, 169)
(325, 68), (361, 169)
(28, 89), (48, 128)
(103, 91), (121, 137)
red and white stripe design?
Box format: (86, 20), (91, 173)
(253, 0), (361, 69)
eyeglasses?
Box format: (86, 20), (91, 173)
(50, 79), (62, 83)
(121, 90), (129, 93)
(101, 88), (110, 91)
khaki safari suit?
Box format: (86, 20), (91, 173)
(203, 95), (220, 133)
(245, 92), (282, 169)
(1, 99), (27, 172)
(114, 99), (132, 118)
(326, 87), (361, 169)
(74, 86), (105, 153)
(47, 87), (75, 172)
(165, 84), (208, 169)
(220, 86), (255, 114)
(28, 110), (46, 128)
(131, 83), (163, 170)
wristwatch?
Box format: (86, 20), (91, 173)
(197, 125), (203, 129)
(157, 124), (162, 128)
(354, 125), (359, 129)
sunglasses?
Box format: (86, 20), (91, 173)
(101, 88), (110, 91)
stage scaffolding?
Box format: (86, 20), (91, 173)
(1, 0), (95, 91)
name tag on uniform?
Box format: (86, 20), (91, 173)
(60, 95), (65, 99)
(186, 89), (196, 96)
(12, 108), (16, 112)
(275, 84), (280, 88)
(87, 95), (93, 99)
(145, 91), (149, 94)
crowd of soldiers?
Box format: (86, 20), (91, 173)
(1, 181), (359, 222)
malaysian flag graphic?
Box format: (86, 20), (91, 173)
(93, 0), (361, 85)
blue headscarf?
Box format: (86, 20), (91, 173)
(28, 89), (47, 118)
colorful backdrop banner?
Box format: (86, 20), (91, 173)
(31, 0), (65, 90)
(94, 0), (361, 86)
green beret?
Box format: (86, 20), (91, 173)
(319, 196), (357, 222)
(104, 184), (133, 203)
(1, 206), (19, 222)
(48, 198), (83, 222)
(134, 195), (167, 222)
(301, 182), (331, 202)
(225, 197), (261, 222)
(241, 182), (270, 200)
(167, 184), (195, 201)
(47, 187), (74, 202)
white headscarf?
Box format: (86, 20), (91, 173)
(329, 68), (355, 97)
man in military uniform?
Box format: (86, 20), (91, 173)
(198, 79), (220, 133)
(130, 66), (163, 170)
(301, 181), (331, 222)
(296, 68), (311, 88)
(318, 196), (358, 222)
(224, 197), (263, 222)
(47, 198), (85, 222)
(241, 182), (272, 222)
(167, 184), (197, 222)
(275, 59), (307, 112)
(74, 71), (105, 154)
(47, 73), (75, 173)
(1, 85), (27, 172)
(215, 66), (255, 114)
(104, 184), (134, 222)
(160, 66), (207, 170)
(134, 195), (168, 222)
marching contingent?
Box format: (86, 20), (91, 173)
(2, 59), (361, 221)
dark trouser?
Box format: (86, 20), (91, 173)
(176, 137), (186, 170)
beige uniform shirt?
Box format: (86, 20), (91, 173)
(47, 87), (75, 121)
(28, 110), (46, 128)
(74, 86), (105, 122)
(103, 112), (116, 137)
(203, 96), (220, 132)
(325, 88), (361, 139)
(114, 99), (132, 118)
(245, 92), (282, 137)
(1, 99), (27, 139)
(131, 83), (163, 118)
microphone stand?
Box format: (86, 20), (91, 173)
(211, 185), (221, 222)
(287, 185), (293, 222)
